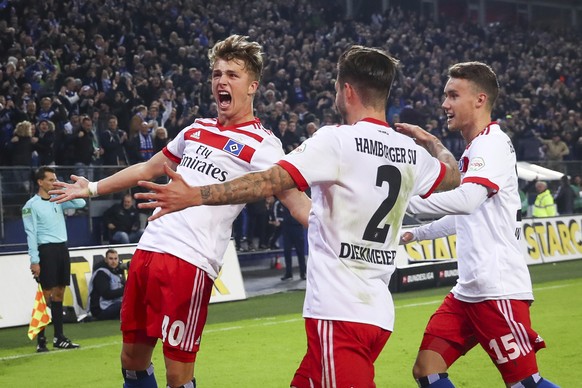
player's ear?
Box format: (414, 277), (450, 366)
(476, 92), (487, 108)
(248, 80), (259, 96)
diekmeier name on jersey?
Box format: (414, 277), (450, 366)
(339, 242), (396, 265)
(355, 137), (417, 164)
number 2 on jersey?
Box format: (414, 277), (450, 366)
(363, 165), (402, 243)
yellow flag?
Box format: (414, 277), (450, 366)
(28, 284), (51, 340)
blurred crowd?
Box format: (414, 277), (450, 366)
(1, 0), (581, 245)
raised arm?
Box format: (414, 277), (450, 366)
(395, 123), (460, 192)
(135, 164), (303, 222)
(49, 151), (176, 203)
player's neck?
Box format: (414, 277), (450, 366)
(346, 108), (386, 126)
(464, 116), (492, 143)
(217, 110), (255, 127)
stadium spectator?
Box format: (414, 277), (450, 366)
(401, 62), (558, 388)
(539, 132), (570, 172)
(50, 35), (311, 388)
(127, 120), (155, 165)
(554, 175), (576, 215)
(572, 175), (582, 213)
(516, 129), (544, 161)
(153, 126), (170, 154)
(36, 96), (66, 128)
(304, 121), (319, 138)
(281, 119), (302, 154)
(134, 44), (460, 388)
(9, 120), (34, 192)
(100, 115), (129, 167)
(89, 248), (126, 321)
(163, 107), (182, 140)
(129, 105), (152, 139)
(278, 199), (306, 281)
(533, 181), (557, 217)
(34, 119), (56, 166)
(104, 193), (143, 244)
(266, 196), (282, 249)
(0, 96), (18, 165)
(19, 100), (38, 126)
(72, 116), (98, 181)
(58, 114), (81, 167)
(245, 199), (270, 251)
(22, 166), (85, 352)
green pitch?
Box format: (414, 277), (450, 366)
(1, 260), (581, 387)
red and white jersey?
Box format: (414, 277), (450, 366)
(452, 122), (533, 302)
(137, 118), (284, 279)
(277, 118), (446, 330)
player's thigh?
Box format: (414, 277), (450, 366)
(121, 250), (152, 333)
(148, 254), (213, 363)
(292, 319), (390, 388)
(467, 299), (543, 383)
(420, 294), (479, 367)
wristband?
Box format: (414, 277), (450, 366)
(87, 181), (99, 197)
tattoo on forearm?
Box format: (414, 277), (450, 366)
(200, 186), (211, 201)
(201, 166), (296, 205)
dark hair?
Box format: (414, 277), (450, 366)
(35, 166), (55, 181)
(208, 35), (264, 82)
(337, 45), (399, 109)
(105, 248), (118, 257)
(448, 62), (499, 109)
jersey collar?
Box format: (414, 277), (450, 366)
(359, 117), (390, 127)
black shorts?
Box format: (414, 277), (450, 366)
(38, 242), (71, 289)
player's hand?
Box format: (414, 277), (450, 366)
(49, 175), (90, 203)
(394, 123), (434, 148)
(399, 231), (415, 245)
(135, 164), (201, 222)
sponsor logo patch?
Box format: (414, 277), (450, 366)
(291, 143), (306, 154)
(468, 157), (485, 171)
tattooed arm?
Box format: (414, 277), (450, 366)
(136, 163), (310, 225)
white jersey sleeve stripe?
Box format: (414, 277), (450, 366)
(420, 161), (446, 198)
(162, 146), (181, 163)
(463, 176), (500, 196)
(277, 160), (309, 191)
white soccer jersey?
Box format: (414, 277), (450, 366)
(137, 118), (284, 279)
(452, 122), (533, 302)
(277, 118), (445, 330)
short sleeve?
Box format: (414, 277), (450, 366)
(277, 127), (341, 188)
(462, 135), (512, 194)
(164, 128), (186, 162)
(249, 135), (285, 171)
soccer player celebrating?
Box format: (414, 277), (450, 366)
(400, 62), (559, 388)
(133, 45), (460, 387)
(50, 35), (310, 388)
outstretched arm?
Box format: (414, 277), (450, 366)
(136, 164), (302, 222)
(408, 182), (489, 216)
(400, 215), (457, 245)
(49, 151), (176, 203)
